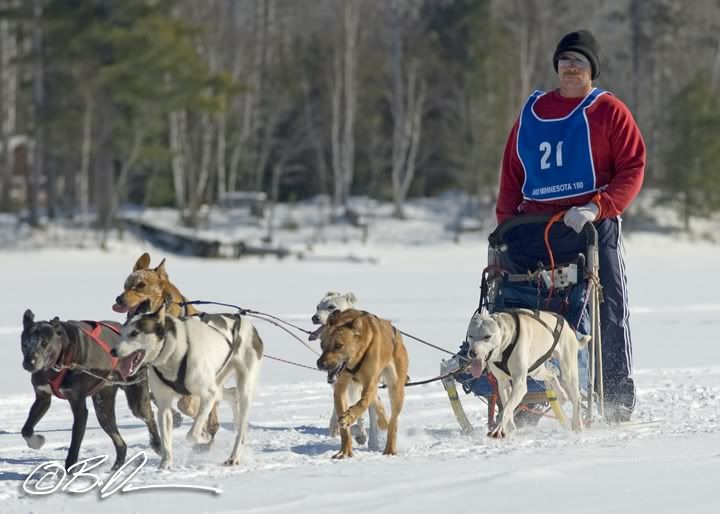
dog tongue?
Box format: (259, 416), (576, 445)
(116, 355), (133, 379)
(470, 360), (485, 379)
(308, 326), (324, 341)
(112, 303), (128, 314)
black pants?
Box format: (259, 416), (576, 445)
(501, 217), (635, 411)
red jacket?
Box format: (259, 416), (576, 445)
(496, 89), (646, 224)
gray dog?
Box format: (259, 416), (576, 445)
(20, 309), (161, 471)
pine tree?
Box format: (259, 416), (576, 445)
(664, 71), (720, 230)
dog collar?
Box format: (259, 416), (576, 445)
(346, 346), (369, 375)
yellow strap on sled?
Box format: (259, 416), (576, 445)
(545, 389), (567, 425)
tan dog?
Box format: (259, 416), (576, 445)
(113, 253), (219, 441)
(318, 309), (409, 458)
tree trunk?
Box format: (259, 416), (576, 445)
(329, 0), (360, 215)
(216, 112), (227, 200)
(78, 92), (93, 233)
(27, 0), (44, 228)
(302, 75), (329, 196)
(229, 0), (264, 193)
(169, 110), (187, 214)
(264, 161), (282, 243)
(341, 0), (359, 203)
(100, 128), (144, 249)
(389, 5), (426, 220)
(0, 9), (17, 212)
(330, 39), (342, 212)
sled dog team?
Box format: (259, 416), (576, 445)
(19, 253), (585, 471)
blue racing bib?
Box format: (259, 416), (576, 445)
(517, 88), (606, 201)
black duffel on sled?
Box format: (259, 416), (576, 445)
(441, 213), (605, 433)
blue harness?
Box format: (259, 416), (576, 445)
(517, 88), (606, 201)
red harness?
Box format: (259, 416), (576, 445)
(47, 321), (122, 400)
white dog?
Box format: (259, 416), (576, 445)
(112, 300), (263, 469)
(465, 308), (589, 437)
(310, 291), (358, 333)
(309, 291), (380, 447)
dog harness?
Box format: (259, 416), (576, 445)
(48, 321), (122, 400)
(153, 354), (192, 396)
(491, 310), (565, 377)
(151, 314), (242, 396)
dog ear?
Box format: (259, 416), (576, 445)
(51, 316), (61, 325)
(23, 309), (35, 330)
(154, 258), (168, 279)
(345, 292), (357, 304)
(326, 309), (343, 326)
(135, 299), (152, 315)
(351, 316), (364, 335)
(325, 291), (340, 297)
(134, 253), (151, 271)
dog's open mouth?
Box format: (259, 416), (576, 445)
(469, 358), (486, 379)
(117, 349), (146, 379)
(326, 362), (346, 384)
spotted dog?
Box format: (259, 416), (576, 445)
(466, 308), (590, 437)
(112, 300), (263, 469)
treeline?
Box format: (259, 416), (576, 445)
(1, 0), (719, 240)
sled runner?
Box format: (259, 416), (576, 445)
(442, 214), (605, 433)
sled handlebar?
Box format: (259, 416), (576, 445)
(489, 214), (598, 249)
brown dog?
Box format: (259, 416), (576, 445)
(113, 253), (219, 441)
(318, 309), (409, 458)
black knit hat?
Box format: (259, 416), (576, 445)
(553, 30), (601, 80)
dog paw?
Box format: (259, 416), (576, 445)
(223, 457), (240, 466)
(353, 433), (368, 445)
(172, 410), (183, 428)
(382, 447), (397, 456)
(350, 424), (367, 445)
(375, 414), (389, 431)
(331, 450), (352, 459)
(158, 460), (172, 470)
(148, 436), (162, 455)
(192, 442), (213, 453)
(338, 410), (358, 429)
(186, 430), (211, 445)
(487, 427), (506, 438)
(24, 433), (45, 450)
(177, 396), (200, 418)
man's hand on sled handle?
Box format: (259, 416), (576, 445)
(563, 202), (599, 233)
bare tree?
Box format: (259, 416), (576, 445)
(387, 1), (426, 219)
(27, 0), (44, 227)
(330, 0), (360, 213)
(0, 0), (18, 212)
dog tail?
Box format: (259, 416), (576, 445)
(577, 334), (591, 348)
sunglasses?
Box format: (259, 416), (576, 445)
(558, 58), (590, 70)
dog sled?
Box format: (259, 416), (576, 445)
(441, 214), (605, 433)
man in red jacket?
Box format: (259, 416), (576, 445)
(496, 30), (645, 423)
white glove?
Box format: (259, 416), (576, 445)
(563, 202), (599, 233)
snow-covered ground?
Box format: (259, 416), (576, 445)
(1, 199), (720, 513)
